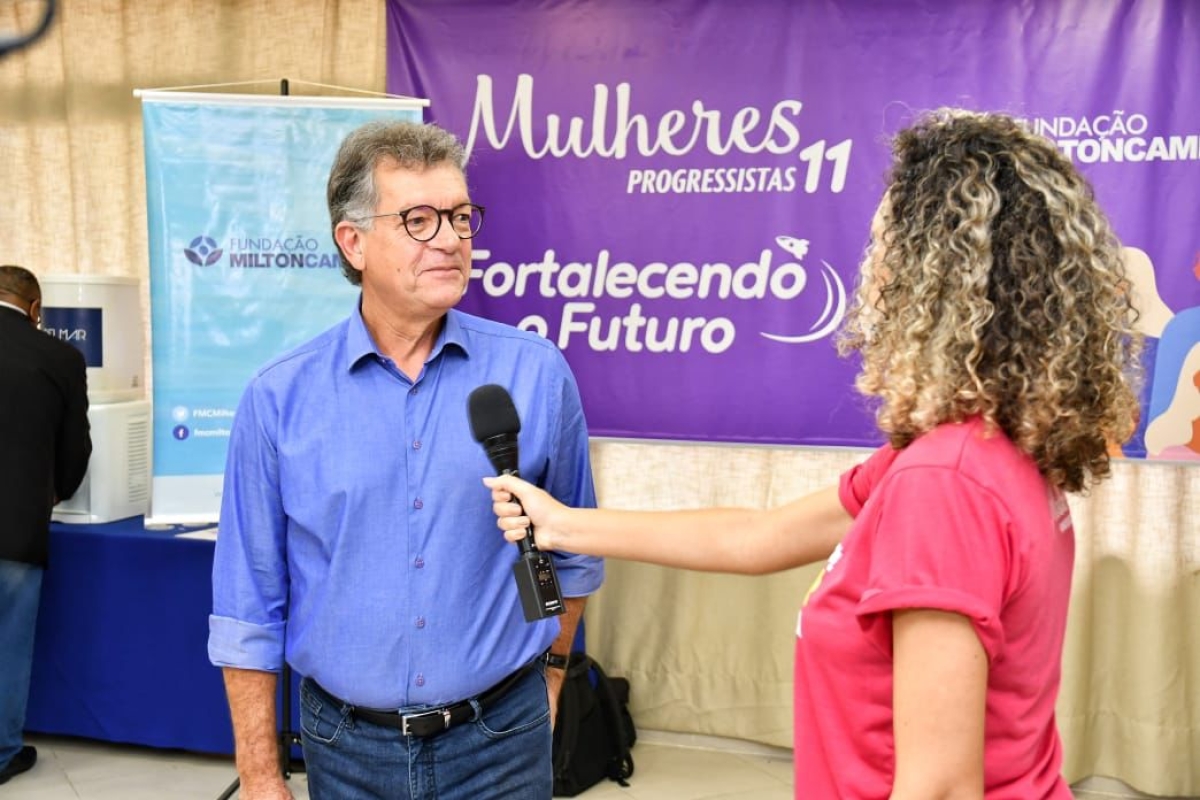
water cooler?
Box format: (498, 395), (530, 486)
(41, 275), (151, 524)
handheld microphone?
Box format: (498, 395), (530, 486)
(468, 384), (565, 622)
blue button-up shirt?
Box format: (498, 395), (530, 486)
(208, 304), (601, 709)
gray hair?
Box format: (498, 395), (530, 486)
(327, 120), (468, 285)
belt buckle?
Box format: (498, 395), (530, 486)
(400, 707), (452, 736)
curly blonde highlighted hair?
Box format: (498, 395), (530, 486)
(838, 109), (1142, 493)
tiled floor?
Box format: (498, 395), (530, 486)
(3, 731), (1194, 799)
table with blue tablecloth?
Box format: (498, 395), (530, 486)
(25, 515), (583, 757)
(25, 517), (248, 754)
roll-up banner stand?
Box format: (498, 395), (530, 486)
(137, 88), (428, 523)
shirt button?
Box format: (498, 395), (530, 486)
(414, 498), (424, 510)
(414, 557), (425, 568)
(413, 440), (422, 450)
(415, 674), (425, 687)
(416, 617), (426, 629)
(410, 386), (419, 395)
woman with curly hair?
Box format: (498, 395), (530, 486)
(484, 108), (1142, 798)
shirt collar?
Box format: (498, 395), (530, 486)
(0, 300), (30, 318)
(345, 300), (471, 372)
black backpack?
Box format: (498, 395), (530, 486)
(552, 653), (636, 796)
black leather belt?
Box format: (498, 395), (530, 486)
(322, 661), (535, 738)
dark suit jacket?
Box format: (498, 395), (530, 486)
(0, 304), (92, 566)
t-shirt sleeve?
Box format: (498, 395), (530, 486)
(838, 443), (900, 517)
(853, 466), (1013, 665)
(542, 349), (603, 598)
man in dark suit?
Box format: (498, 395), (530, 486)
(0, 265), (91, 785)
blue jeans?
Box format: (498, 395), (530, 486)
(0, 560), (43, 768)
(300, 665), (553, 800)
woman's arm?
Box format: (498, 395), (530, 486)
(484, 474), (850, 575)
(889, 609), (987, 800)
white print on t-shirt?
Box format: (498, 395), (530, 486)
(796, 542), (846, 638)
(1050, 488), (1071, 534)
(826, 542), (845, 572)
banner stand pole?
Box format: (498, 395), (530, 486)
(213, 77), (303, 799)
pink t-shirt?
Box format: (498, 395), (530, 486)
(793, 417), (1074, 799)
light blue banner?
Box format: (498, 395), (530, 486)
(142, 94), (424, 522)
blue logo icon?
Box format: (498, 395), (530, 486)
(184, 236), (223, 266)
(173, 425), (191, 440)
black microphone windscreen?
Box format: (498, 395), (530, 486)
(467, 384), (521, 442)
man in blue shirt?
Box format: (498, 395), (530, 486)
(208, 120), (602, 800)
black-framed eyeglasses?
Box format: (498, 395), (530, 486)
(358, 203), (485, 242)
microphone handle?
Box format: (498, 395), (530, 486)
(501, 468), (537, 555)
(499, 467), (565, 621)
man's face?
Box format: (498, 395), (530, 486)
(340, 161), (473, 320)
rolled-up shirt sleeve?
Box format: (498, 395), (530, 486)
(543, 356), (603, 598)
(208, 378), (289, 672)
(853, 467), (1012, 666)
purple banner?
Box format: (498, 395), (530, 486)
(387, 0), (1200, 459)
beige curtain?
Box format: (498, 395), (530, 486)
(3, 2), (1196, 795)
(1, 0), (385, 292)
